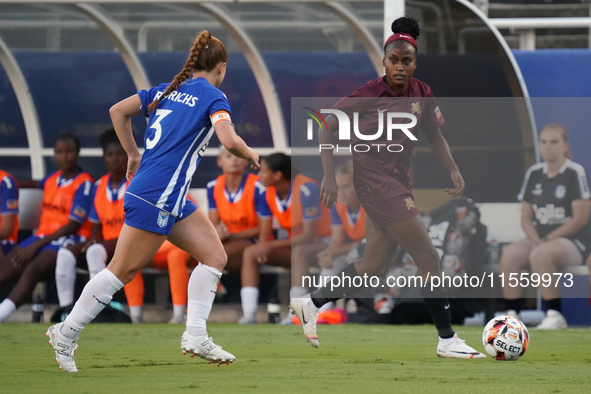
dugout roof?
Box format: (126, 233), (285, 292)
(0, 1), (536, 203)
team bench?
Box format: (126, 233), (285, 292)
(478, 202), (590, 325)
(478, 202), (590, 276)
(16, 188), (297, 307)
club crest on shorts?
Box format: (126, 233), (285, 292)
(405, 197), (416, 210)
(555, 184), (566, 199)
(157, 210), (170, 228)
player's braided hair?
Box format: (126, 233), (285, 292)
(148, 30), (227, 113)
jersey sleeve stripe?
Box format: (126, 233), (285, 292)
(517, 163), (543, 201)
(567, 161), (591, 199)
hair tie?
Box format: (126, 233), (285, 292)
(384, 33), (417, 51)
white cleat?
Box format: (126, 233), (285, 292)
(536, 309), (567, 329)
(289, 296), (319, 348)
(437, 334), (486, 359)
(46, 323), (78, 372)
(181, 331), (235, 366)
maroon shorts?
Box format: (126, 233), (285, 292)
(359, 193), (420, 230)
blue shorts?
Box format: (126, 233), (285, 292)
(124, 193), (198, 236)
(1, 240), (15, 255)
(18, 234), (86, 254)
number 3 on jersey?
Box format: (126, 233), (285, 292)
(146, 109), (172, 149)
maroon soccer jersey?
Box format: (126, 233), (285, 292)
(332, 76), (445, 201)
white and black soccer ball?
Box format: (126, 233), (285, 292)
(482, 315), (530, 361)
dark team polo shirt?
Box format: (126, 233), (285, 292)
(518, 159), (591, 239)
(332, 77), (445, 201)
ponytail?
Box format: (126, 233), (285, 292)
(148, 30), (227, 113)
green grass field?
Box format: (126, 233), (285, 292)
(1, 323), (590, 393)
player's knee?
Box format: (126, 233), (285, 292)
(418, 264), (441, 279)
(415, 247), (440, 273)
(218, 252), (228, 269)
(372, 264), (389, 278)
(24, 261), (45, 281)
(528, 246), (549, 266)
(204, 251), (227, 271)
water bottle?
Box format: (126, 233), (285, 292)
(267, 299), (281, 324)
(487, 239), (501, 266)
(31, 294), (44, 323)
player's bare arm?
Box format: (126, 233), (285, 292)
(0, 214), (16, 240)
(214, 121), (259, 170)
(520, 201), (542, 245)
(423, 125), (464, 196)
(109, 95), (143, 181)
(11, 219), (82, 268)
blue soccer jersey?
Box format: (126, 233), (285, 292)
(128, 77), (232, 218)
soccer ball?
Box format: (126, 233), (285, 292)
(482, 315), (529, 361)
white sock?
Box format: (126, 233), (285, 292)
(186, 263), (222, 337)
(55, 248), (77, 307)
(62, 268), (123, 339)
(290, 286), (307, 298)
(86, 243), (108, 279)
(173, 304), (186, 318)
(129, 306), (143, 324)
(240, 286), (259, 321)
(0, 298), (16, 323)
